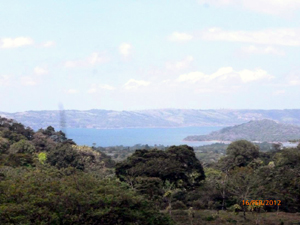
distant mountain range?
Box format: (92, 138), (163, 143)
(1, 109), (300, 130)
(184, 119), (300, 142)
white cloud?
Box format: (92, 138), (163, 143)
(198, 0), (300, 15)
(65, 89), (78, 94)
(176, 67), (273, 84)
(42, 41), (55, 48)
(99, 84), (116, 91)
(238, 69), (273, 83)
(201, 28), (300, 46)
(20, 68), (47, 86)
(241, 45), (285, 55)
(166, 56), (194, 70)
(0, 75), (10, 86)
(34, 67), (48, 75)
(119, 43), (132, 57)
(64, 52), (109, 68)
(0, 38), (56, 48)
(87, 88), (97, 94)
(124, 79), (150, 90)
(0, 37), (34, 48)
(21, 76), (37, 86)
(168, 32), (193, 42)
(87, 84), (116, 93)
(176, 71), (207, 83)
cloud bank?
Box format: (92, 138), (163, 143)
(0, 37), (34, 48)
(201, 27), (300, 46)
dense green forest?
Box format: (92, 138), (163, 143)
(1, 116), (300, 224)
(97, 142), (278, 165)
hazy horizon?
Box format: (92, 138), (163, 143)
(2, 107), (300, 114)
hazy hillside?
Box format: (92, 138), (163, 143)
(1, 109), (300, 130)
(184, 119), (300, 142)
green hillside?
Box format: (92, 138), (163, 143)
(184, 119), (300, 142)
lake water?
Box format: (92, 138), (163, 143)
(64, 127), (223, 147)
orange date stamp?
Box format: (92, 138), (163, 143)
(242, 200), (281, 206)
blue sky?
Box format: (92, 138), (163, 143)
(1, 0), (300, 112)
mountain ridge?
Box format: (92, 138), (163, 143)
(1, 109), (300, 130)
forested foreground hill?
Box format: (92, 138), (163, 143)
(2, 108), (300, 129)
(184, 119), (300, 142)
(1, 116), (300, 224)
(0, 117), (173, 225)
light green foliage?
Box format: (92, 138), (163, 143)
(230, 204), (242, 215)
(72, 145), (115, 171)
(204, 167), (222, 181)
(38, 152), (47, 164)
(267, 161), (275, 168)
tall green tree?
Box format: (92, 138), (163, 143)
(116, 145), (205, 191)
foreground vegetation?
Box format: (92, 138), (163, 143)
(0, 117), (172, 224)
(1, 116), (300, 224)
(169, 210), (300, 225)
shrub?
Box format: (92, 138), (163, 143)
(8, 140), (35, 154)
(172, 201), (187, 210)
(0, 137), (9, 154)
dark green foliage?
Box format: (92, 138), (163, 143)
(42, 125), (55, 136)
(39, 126), (75, 144)
(32, 132), (56, 152)
(0, 118), (173, 225)
(0, 129), (27, 144)
(172, 201), (187, 210)
(134, 177), (164, 201)
(204, 215), (215, 221)
(255, 147), (300, 212)
(219, 140), (259, 169)
(0, 167), (173, 225)
(196, 140), (300, 214)
(6, 153), (34, 167)
(3, 116), (300, 223)
(227, 140), (259, 161)
(47, 143), (84, 170)
(116, 145), (205, 190)
(0, 137), (9, 154)
(0, 117), (34, 143)
(166, 145), (206, 187)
